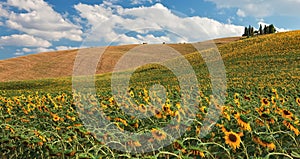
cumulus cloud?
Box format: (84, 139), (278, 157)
(21, 47), (54, 53)
(236, 9), (246, 17)
(75, 3), (244, 45)
(0, 4), (9, 17)
(206, 0), (300, 18)
(130, 0), (161, 5)
(258, 21), (289, 32)
(0, 34), (51, 47)
(55, 46), (79, 51)
(1, 0), (82, 41)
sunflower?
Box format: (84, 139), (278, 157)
(255, 106), (270, 116)
(189, 149), (205, 158)
(234, 93), (239, 100)
(259, 113), (275, 124)
(234, 99), (240, 107)
(139, 104), (147, 113)
(283, 120), (300, 136)
(234, 113), (251, 131)
(162, 104), (172, 115)
(253, 136), (276, 150)
(52, 114), (60, 122)
(261, 98), (270, 106)
(143, 96), (150, 104)
(279, 97), (286, 105)
(108, 97), (115, 105)
(114, 118), (128, 126)
(173, 141), (186, 153)
(281, 109), (294, 121)
(151, 128), (167, 141)
(129, 90), (134, 98)
(271, 96), (276, 106)
(222, 106), (231, 121)
(127, 140), (142, 147)
(266, 118), (275, 124)
(200, 106), (207, 114)
(224, 131), (242, 150)
(66, 115), (76, 121)
(216, 124), (228, 133)
(172, 110), (181, 122)
(175, 102), (181, 109)
(266, 142), (276, 150)
(153, 108), (163, 119)
(243, 95), (251, 101)
(296, 98), (300, 106)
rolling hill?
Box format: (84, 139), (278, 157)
(0, 37), (241, 82)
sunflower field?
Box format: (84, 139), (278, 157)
(0, 31), (300, 158)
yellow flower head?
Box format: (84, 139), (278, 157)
(224, 131), (242, 150)
(296, 98), (300, 106)
(52, 114), (60, 122)
(261, 98), (270, 106)
(151, 128), (167, 141)
(234, 113), (251, 131)
(139, 104), (147, 113)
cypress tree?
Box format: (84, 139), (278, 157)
(259, 24), (263, 35)
(243, 27), (248, 36)
(264, 25), (268, 34)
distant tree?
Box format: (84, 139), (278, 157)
(259, 24), (263, 35)
(249, 25), (254, 37)
(242, 24), (276, 37)
(269, 24), (276, 33)
(264, 25), (268, 34)
(242, 27), (248, 36)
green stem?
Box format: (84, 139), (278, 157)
(265, 152), (293, 159)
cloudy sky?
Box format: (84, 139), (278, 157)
(0, 0), (299, 59)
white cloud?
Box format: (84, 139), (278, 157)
(130, 0), (161, 5)
(75, 3), (244, 45)
(1, 0), (82, 41)
(236, 9), (246, 17)
(22, 47), (31, 52)
(206, 0), (300, 18)
(21, 47), (54, 53)
(0, 34), (51, 47)
(14, 51), (24, 56)
(258, 21), (289, 32)
(34, 47), (55, 52)
(0, 4), (9, 17)
(55, 46), (79, 51)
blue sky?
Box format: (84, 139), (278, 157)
(0, 0), (299, 60)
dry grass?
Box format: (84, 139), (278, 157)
(0, 37), (241, 82)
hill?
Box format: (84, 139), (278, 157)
(0, 37), (241, 82)
(0, 30), (299, 93)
